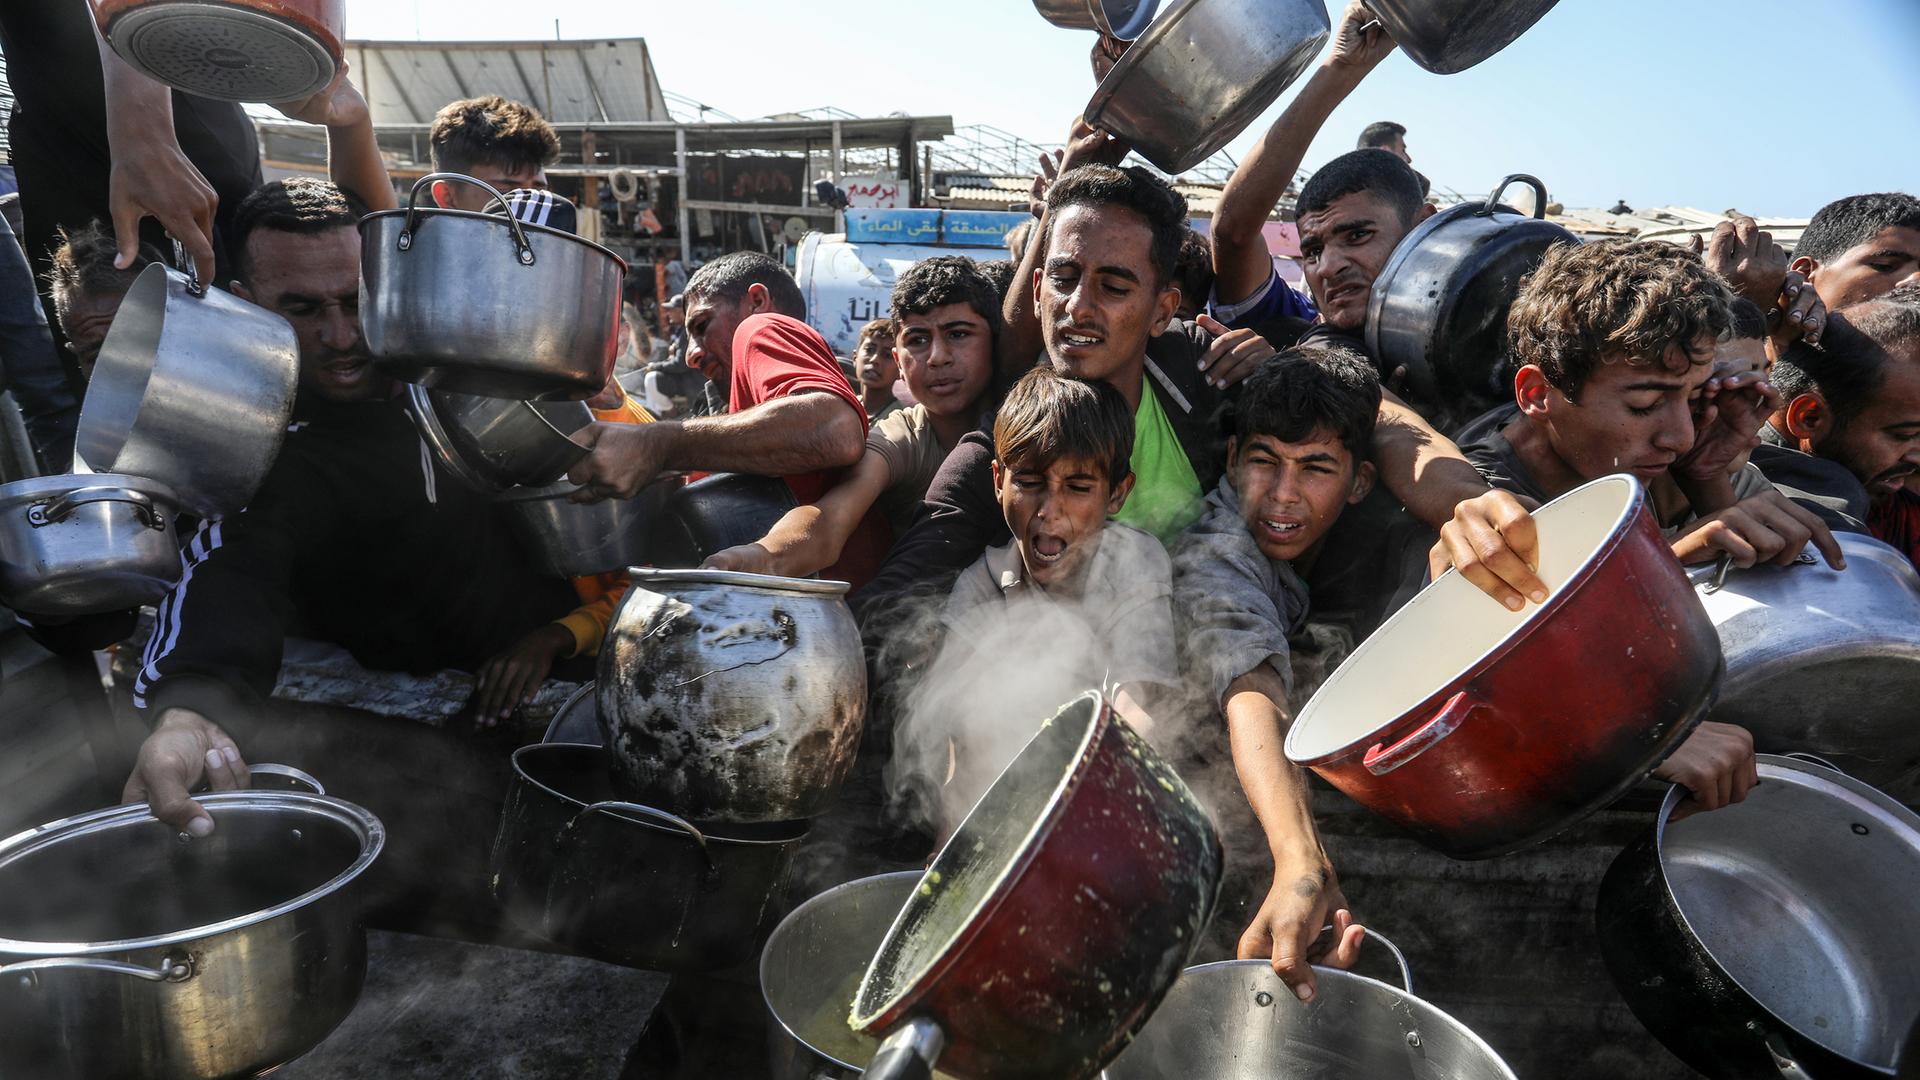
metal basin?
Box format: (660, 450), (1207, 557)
(95, 0), (345, 103)
(0, 788), (384, 1080)
(362, 174), (626, 400)
(78, 262), (300, 517)
(406, 383), (593, 493)
(1368, 0), (1563, 74)
(0, 473), (182, 615)
(496, 475), (675, 577)
(1032, 0), (1161, 40)
(1085, 0), (1330, 173)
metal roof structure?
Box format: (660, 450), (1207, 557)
(346, 38), (670, 126)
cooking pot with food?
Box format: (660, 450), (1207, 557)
(0, 473), (182, 615)
(93, 0), (345, 103)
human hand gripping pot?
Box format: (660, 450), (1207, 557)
(123, 708), (250, 836)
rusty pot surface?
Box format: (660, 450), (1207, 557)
(597, 569), (866, 823)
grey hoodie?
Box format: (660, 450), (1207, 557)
(1171, 475), (1312, 711)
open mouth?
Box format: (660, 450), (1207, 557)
(1258, 518), (1305, 544)
(1028, 532), (1069, 568)
(1058, 327), (1103, 349)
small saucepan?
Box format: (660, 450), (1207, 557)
(0, 473), (182, 616)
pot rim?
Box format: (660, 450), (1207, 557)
(508, 742), (811, 846)
(0, 791), (385, 957)
(360, 205), (631, 274)
(1285, 473), (1645, 767)
(758, 869), (924, 1072)
(0, 472), (183, 512)
(405, 383), (512, 493)
(627, 567), (851, 596)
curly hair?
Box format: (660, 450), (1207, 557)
(430, 95), (561, 176)
(1506, 238), (1733, 399)
(46, 220), (161, 316)
(1043, 164), (1188, 288)
(1230, 344), (1381, 461)
(993, 365), (1134, 488)
(856, 318), (895, 355)
(890, 255), (1001, 335)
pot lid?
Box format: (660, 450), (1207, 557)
(627, 567), (851, 596)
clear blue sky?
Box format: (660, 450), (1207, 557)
(347, 0), (1920, 217)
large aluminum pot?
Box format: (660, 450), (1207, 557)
(1366, 174), (1577, 422)
(1084, 0), (1330, 173)
(1691, 533), (1920, 795)
(362, 174), (626, 400)
(0, 473), (182, 615)
(1103, 953), (1516, 1080)
(1597, 755), (1920, 1080)
(851, 692), (1222, 1080)
(78, 261), (300, 517)
(0, 783), (383, 1080)
(598, 568), (866, 822)
(405, 383), (594, 493)
(93, 0), (344, 102)
(1368, 0), (1563, 74)
(491, 743), (808, 973)
(496, 475), (676, 577)
(1286, 475), (1723, 859)
(1032, 0), (1161, 40)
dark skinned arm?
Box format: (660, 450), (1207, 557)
(567, 391), (865, 501)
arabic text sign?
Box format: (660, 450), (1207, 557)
(844, 174), (903, 210)
(845, 209), (942, 245)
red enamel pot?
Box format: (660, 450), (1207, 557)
(1285, 474), (1723, 859)
(93, 0), (345, 103)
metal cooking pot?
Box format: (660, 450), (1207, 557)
(362, 174), (627, 400)
(1367, 0), (1563, 74)
(1690, 533), (1920, 795)
(597, 568), (866, 822)
(405, 383), (594, 493)
(1084, 0), (1330, 173)
(646, 471), (800, 569)
(78, 261), (300, 517)
(544, 681), (602, 745)
(93, 0), (345, 102)
(0, 778), (383, 1080)
(1596, 755), (1920, 1079)
(1365, 174), (1576, 421)
(1032, 0), (1161, 40)
(1286, 474), (1723, 859)
(851, 691), (1222, 1080)
(1102, 950), (1517, 1080)
(0, 473), (182, 615)
(491, 742), (807, 973)
(496, 474), (677, 577)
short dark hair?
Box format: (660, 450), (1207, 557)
(1727, 297), (1769, 342)
(230, 178), (370, 284)
(429, 95), (561, 176)
(1230, 345), (1381, 461)
(46, 220), (161, 315)
(1175, 228), (1215, 312)
(1297, 149), (1424, 226)
(1796, 192), (1920, 264)
(1043, 164), (1188, 288)
(974, 258), (1018, 301)
(856, 319), (895, 354)
(1507, 238), (1732, 399)
(993, 365), (1134, 488)
(1357, 121), (1406, 151)
(1775, 318), (1892, 432)
(684, 251), (806, 320)
(890, 255), (1002, 336)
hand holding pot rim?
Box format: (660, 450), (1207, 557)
(122, 708), (248, 835)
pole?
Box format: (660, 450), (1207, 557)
(675, 125), (691, 267)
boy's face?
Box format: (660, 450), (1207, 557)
(992, 454), (1134, 591)
(1297, 190), (1416, 332)
(1227, 428), (1373, 562)
(56, 285), (127, 382)
(436, 163), (548, 211)
(1795, 226), (1920, 312)
(895, 302), (992, 419)
(1517, 337), (1717, 484)
(853, 332), (898, 391)
(1038, 203), (1179, 387)
(1714, 335), (1770, 472)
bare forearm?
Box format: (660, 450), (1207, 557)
(327, 116), (396, 212)
(95, 21), (174, 141)
(665, 392), (865, 476)
(1374, 393), (1489, 528)
(997, 209), (1050, 388)
(1224, 670), (1323, 862)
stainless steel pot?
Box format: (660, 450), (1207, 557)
(496, 474), (675, 577)
(362, 174), (626, 400)
(405, 383), (594, 493)
(1085, 0), (1330, 173)
(1368, 0), (1562, 74)
(598, 569), (866, 823)
(78, 261), (300, 517)
(646, 471), (800, 569)
(0, 781), (384, 1080)
(1691, 534), (1920, 796)
(544, 680), (602, 745)
(1032, 0), (1161, 40)
(0, 473), (182, 615)
(1365, 174), (1576, 421)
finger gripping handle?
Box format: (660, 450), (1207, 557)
(1363, 691), (1476, 775)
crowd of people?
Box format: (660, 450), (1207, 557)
(2, 0), (1918, 1074)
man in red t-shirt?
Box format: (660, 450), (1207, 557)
(569, 251), (889, 586)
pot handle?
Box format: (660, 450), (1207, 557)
(1363, 690), (1478, 775)
(1315, 922), (1414, 994)
(865, 1017), (945, 1080)
(1762, 1029), (1812, 1078)
(248, 763), (326, 795)
(399, 173), (536, 267)
(0, 951), (194, 984)
(167, 236), (207, 298)
(27, 486), (167, 530)
(1781, 751), (1847, 775)
(1479, 174), (1549, 220)
(565, 800), (712, 864)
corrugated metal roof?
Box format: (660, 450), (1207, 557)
(346, 39), (669, 126)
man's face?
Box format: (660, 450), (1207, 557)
(1799, 226), (1920, 311)
(853, 332), (899, 391)
(683, 286), (768, 388)
(1524, 337), (1717, 484)
(1038, 204), (1178, 387)
(665, 306), (685, 332)
(1227, 428), (1374, 563)
(993, 454), (1131, 592)
(437, 163), (548, 211)
(895, 303), (992, 419)
(1817, 340), (1920, 501)
(1297, 190), (1414, 332)
(56, 286), (128, 382)
(235, 225), (384, 404)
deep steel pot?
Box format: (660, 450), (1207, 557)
(78, 261), (300, 517)
(93, 0), (345, 103)
(0, 784), (384, 1080)
(851, 691), (1222, 1080)
(1596, 755), (1920, 1079)
(1367, 0), (1563, 74)
(491, 742), (807, 973)
(646, 471), (800, 569)
(544, 680), (602, 745)
(1084, 0), (1330, 173)
(1032, 0), (1161, 40)
(0, 473), (182, 615)
(598, 568), (866, 823)
(496, 475), (675, 577)
(362, 174), (626, 400)
(405, 383), (594, 493)
(1365, 174), (1576, 421)
(1286, 475), (1723, 859)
